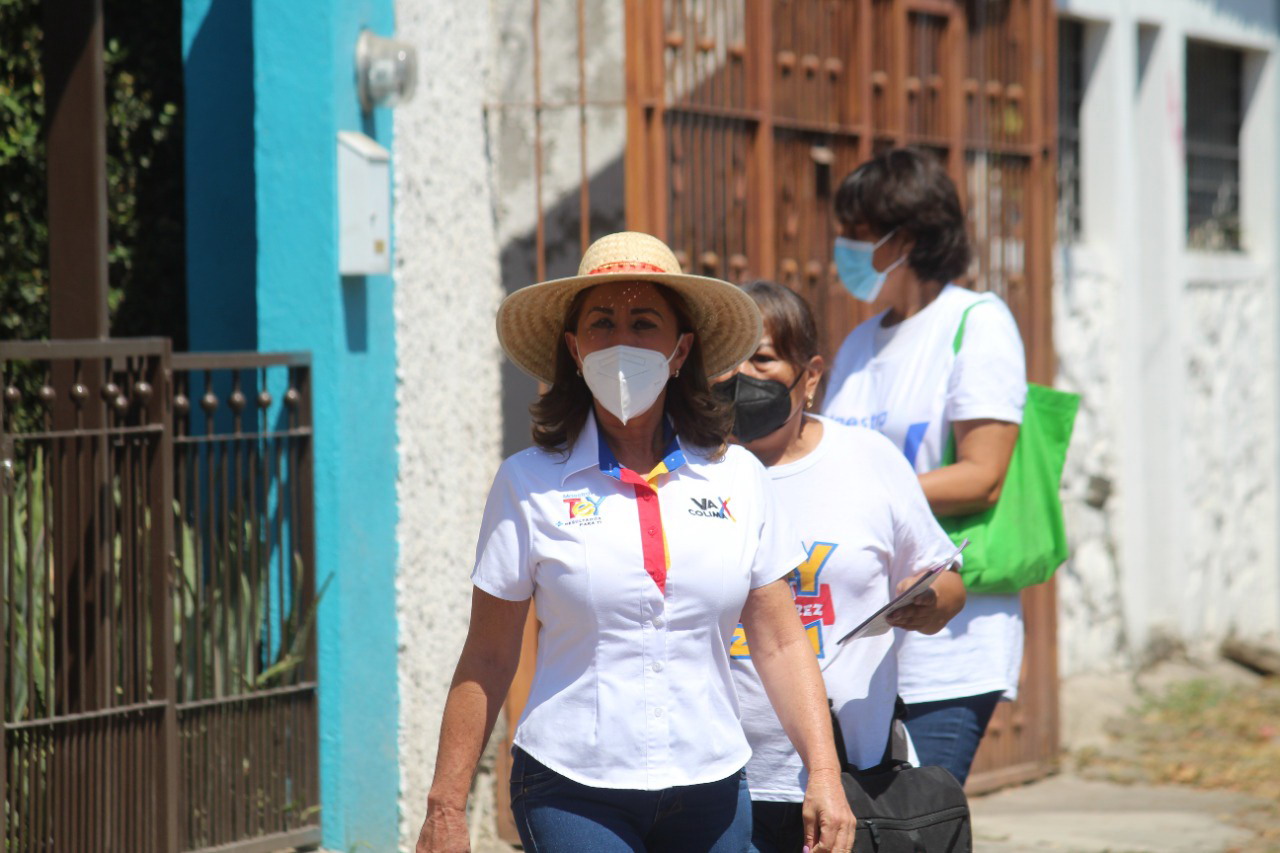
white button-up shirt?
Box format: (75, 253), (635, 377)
(471, 412), (805, 790)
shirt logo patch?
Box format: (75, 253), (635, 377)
(558, 492), (605, 527)
(731, 541), (838, 660)
(688, 496), (735, 521)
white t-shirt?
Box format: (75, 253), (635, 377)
(730, 419), (958, 801)
(823, 284), (1028, 704)
(471, 411), (806, 790)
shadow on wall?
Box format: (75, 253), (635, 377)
(184, 0), (256, 351)
(342, 276), (368, 353)
(499, 155), (626, 458)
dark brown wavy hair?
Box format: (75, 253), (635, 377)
(741, 279), (825, 407)
(530, 283), (733, 457)
(740, 280), (820, 370)
(834, 146), (972, 284)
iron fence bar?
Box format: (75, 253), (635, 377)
(0, 445), (6, 843)
(144, 342), (180, 853)
(171, 352), (311, 371)
(2, 698), (168, 732)
(651, 99), (764, 123)
(176, 682), (317, 714)
(483, 98), (628, 110)
(296, 362), (318, 706)
(7, 423), (165, 442)
(181, 826), (322, 853)
(0, 338), (169, 360)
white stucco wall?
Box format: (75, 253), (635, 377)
(393, 1), (504, 849)
(489, 0), (629, 456)
(392, 2), (629, 848)
(1181, 270), (1279, 651)
(1055, 0), (1280, 675)
(1054, 246), (1130, 675)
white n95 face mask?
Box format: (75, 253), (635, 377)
(579, 342), (680, 425)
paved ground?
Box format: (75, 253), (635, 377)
(969, 660), (1277, 852)
(470, 771), (1269, 853)
(462, 661), (1277, 852)
(971, 771), (1266, 852)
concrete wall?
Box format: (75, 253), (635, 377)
(185, 1), (402, 848)
(391, 1), (504, 849)
(488, 0), (629, 458)
(1055, 0), (1280, 675)
(392, 2), (627, 848)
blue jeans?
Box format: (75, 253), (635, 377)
(903, 691), (1003, 785)
(509, 747), (752, 852)
(748, 800), (805, 853)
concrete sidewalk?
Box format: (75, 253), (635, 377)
(968, 662), (1274, 852)
(970, 770), (1267, 852)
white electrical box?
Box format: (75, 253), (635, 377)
(337, 131), (392, 276)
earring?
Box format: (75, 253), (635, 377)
(576, 368), (583, 377)
(806, 397), (814, 409)
(674, 368), (680, 378)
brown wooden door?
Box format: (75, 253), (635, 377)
(624, 0), (1060, 792)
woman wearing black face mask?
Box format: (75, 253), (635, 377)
(716, 281), (967, 853)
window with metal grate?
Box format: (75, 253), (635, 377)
(1185, 40), (1243, 252)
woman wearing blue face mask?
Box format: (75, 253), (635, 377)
(414, 232), (854, 853)
(823, 148), (1028, 787)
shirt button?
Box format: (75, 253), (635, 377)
(653, 707), (664, 718)
(647, 526), (657, 536)
(651, 660), (664, 673)
(653, 617), (665, 629)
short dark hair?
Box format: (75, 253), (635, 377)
(740, 280), (819, 370)
(529, 283), (733, 456)
(833, 147), (971, 285)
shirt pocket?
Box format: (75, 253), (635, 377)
(667, 500), (747, 616)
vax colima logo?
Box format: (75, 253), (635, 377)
(688, 496), (735, 521)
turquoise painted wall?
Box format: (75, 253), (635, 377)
(184, 0), (401, 848)
(183, 0), (257, 351)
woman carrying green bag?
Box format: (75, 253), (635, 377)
(822, 148), (1029, 786)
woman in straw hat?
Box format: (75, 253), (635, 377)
(415, 233), (854, 853)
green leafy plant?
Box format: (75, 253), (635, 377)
(3, 446), (325, 846)
(0, 0), (185, 344)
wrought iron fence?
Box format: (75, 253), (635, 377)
(171, 352), (319, 853)
(1, 340), (319, 853)
(626, 0), (1059, 795)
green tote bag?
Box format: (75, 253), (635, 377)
(938, 302), (1081, 595)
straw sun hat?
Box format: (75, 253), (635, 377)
(497, 232), (763, 385)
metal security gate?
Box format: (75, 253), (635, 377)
(625, 0), (1059, 791)
(1, 340), (320, 852)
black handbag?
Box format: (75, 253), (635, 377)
(831, 703), (972, 852)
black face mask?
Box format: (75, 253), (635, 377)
(713, 372), (803, 443)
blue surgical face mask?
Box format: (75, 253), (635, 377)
(833, 230), (906, 302)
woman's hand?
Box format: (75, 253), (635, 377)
(802, 768), (856, 853)
(415, 803), (470, 853)
(885, 568), (966, 634)
(741, 579), (856, 850)
(414, 589), (529, 853)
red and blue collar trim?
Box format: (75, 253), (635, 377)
(597, 419), (686, 485)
